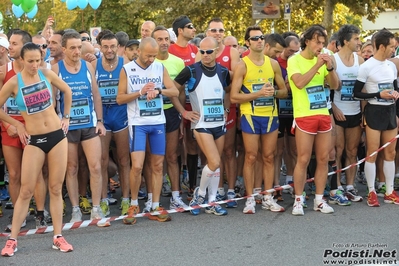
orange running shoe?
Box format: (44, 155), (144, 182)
(52, 236), (73, 253)
(1, 238), (17, 257)
(148, 206), (171, 222)
(367, 191), (380, 207)
(384, 191), (399, 205)
(123, 205), (139, 225)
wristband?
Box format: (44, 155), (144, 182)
(327, 66), (334, 72)
(139, 88), (143, 96)
(274, 90), (278, 97)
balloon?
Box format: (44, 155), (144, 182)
(66, 0), (78, 10)
(26, 4), (38, 19)
(78, 0), (89, 9)
(12, 4), (24, 18)
(89, 0), (102, 10)
(21, 0), (38, 13)
(11, 0), (23, 5)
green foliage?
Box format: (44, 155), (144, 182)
(0, 0), (398, 44)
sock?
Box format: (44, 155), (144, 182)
(147, 193), (153, 202)
(172, 191), (179, 199)
(329, 161), (337, 190)
(218, 187), (225, 196)
(122, 197), (129, 202)
(330, 189), (337, 195)
(72, 206), (79, 211)
(346, 185), (354, 191)
(101, 198), (108, 204)
(187, 154), (198, 189)
(208, 168), (220, 203)
(286, 175), (293, 183)
(152, 202), (159, 210)
(130, 199), (138, 206)
(92, 205), (100, 209)
(383, 160), (395, 195)
(227, 188), (234, 193)
(337, 186), (344, 191)
(253, 188), (261, 193)
(295, 195), (303, 202)
(53, 235), (62, 239)
(315, 194), (323, 201)
(198, 164), (214, 197)
(365, 161), (376, 193)
(36, 210), (44, 217)
(377, 182), (385, 189)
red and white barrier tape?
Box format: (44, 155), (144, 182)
(2, 133), (398, 237)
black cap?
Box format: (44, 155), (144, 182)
(126, 39), (140, 47)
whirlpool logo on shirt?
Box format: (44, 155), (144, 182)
(129, 75), (161, 85)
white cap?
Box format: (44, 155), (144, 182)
(167, 28), (177, 43)
(0, 37), (9, 50)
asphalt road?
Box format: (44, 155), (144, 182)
(0, 177), (398, 266)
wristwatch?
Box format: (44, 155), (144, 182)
(97, 119), (104, 123)
(156, 88), (162, 95)
(327, 66), (334, 72)
(63, 114), (70, 119)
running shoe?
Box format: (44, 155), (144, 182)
(79, 195), (92, 214)
(90, 207), (110, 227)
(70, 208), (82, 223)
(340, 173), (346, 185)
(243, 197), (256, 214)
(394, 177), (399, 191)
(205, 203), (228, 216)
(181, 169), (189, 191)
(302, 192), (308, 208)
(281, 164), (287, 176)
(189, 187), (205, 215)
(314, 199), (334, 214)
(216, 191), (226, 201)
(376, 184), (387, 198)
(283, 181), (294, 195)
(109, 178), (120, 188)
(100, 200), (110, 216)
(355, 171), (367, 184)
(329, 190), (351, 206)
(254, 189), (262, 204)
(107, 192), (118, 205)
(226, 191), (238, 208)
(1, 239), (17, 257)
(142, 200), (152, 213)
(384, 191), (399, 205)
(367, 191), (380, 207)
(0, 187), (10, 201)
(234, 176), (245, 197)
(120, 199), (130, 215)
(292, 197), (304, 216)
(138, 189), (147, 200)
(5, 199), (13, 209)
(261, 195), (285, 212)
(344, 188), (363, 202)
(35, 215), (47, 229)
(123, 205), (139, 225)
(148, 206), (171, 222)
(170, 196), (189, 210)
(162, 174), (172, 197)
(5, 214), (27, 232)
(52, 236), (73, 253)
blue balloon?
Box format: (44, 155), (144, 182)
(27, 4), (38, 19)
(89, 0), (102, 10)
(78, 0), (89, 9)
(66, 0), (78, 10)
(12, 4), (24, 18)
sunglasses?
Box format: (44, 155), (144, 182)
(36, 44), (48, 49)
(184, 24), (195, 29)
(208, 28), (225, 34)
(81, 37), (91, 42)
(227, 44), (238, 48)
(248, 35), (265, 41)
(199, 48), (217, 55)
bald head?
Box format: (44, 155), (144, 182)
(200, 36), (218, 49)
(137, 37), (158, 68)
(139, 37), (158, 50)
(223, 36), (238, 49)
(141, 21), (156, 39)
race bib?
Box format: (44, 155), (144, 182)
(377, 83), (394, 103)
(203, 98), (224, 122)
(340, 80), (355, 101)
(306, 85), (327, 110)
(70, 98), (91, 126)
(5, 97), (21, 116)
(98, 80), (118, 104)
(21, 81), (51, 115)
(278, 99), (293, 115)
(252, 83), (274, 107)
(138, 95), (162, 116)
